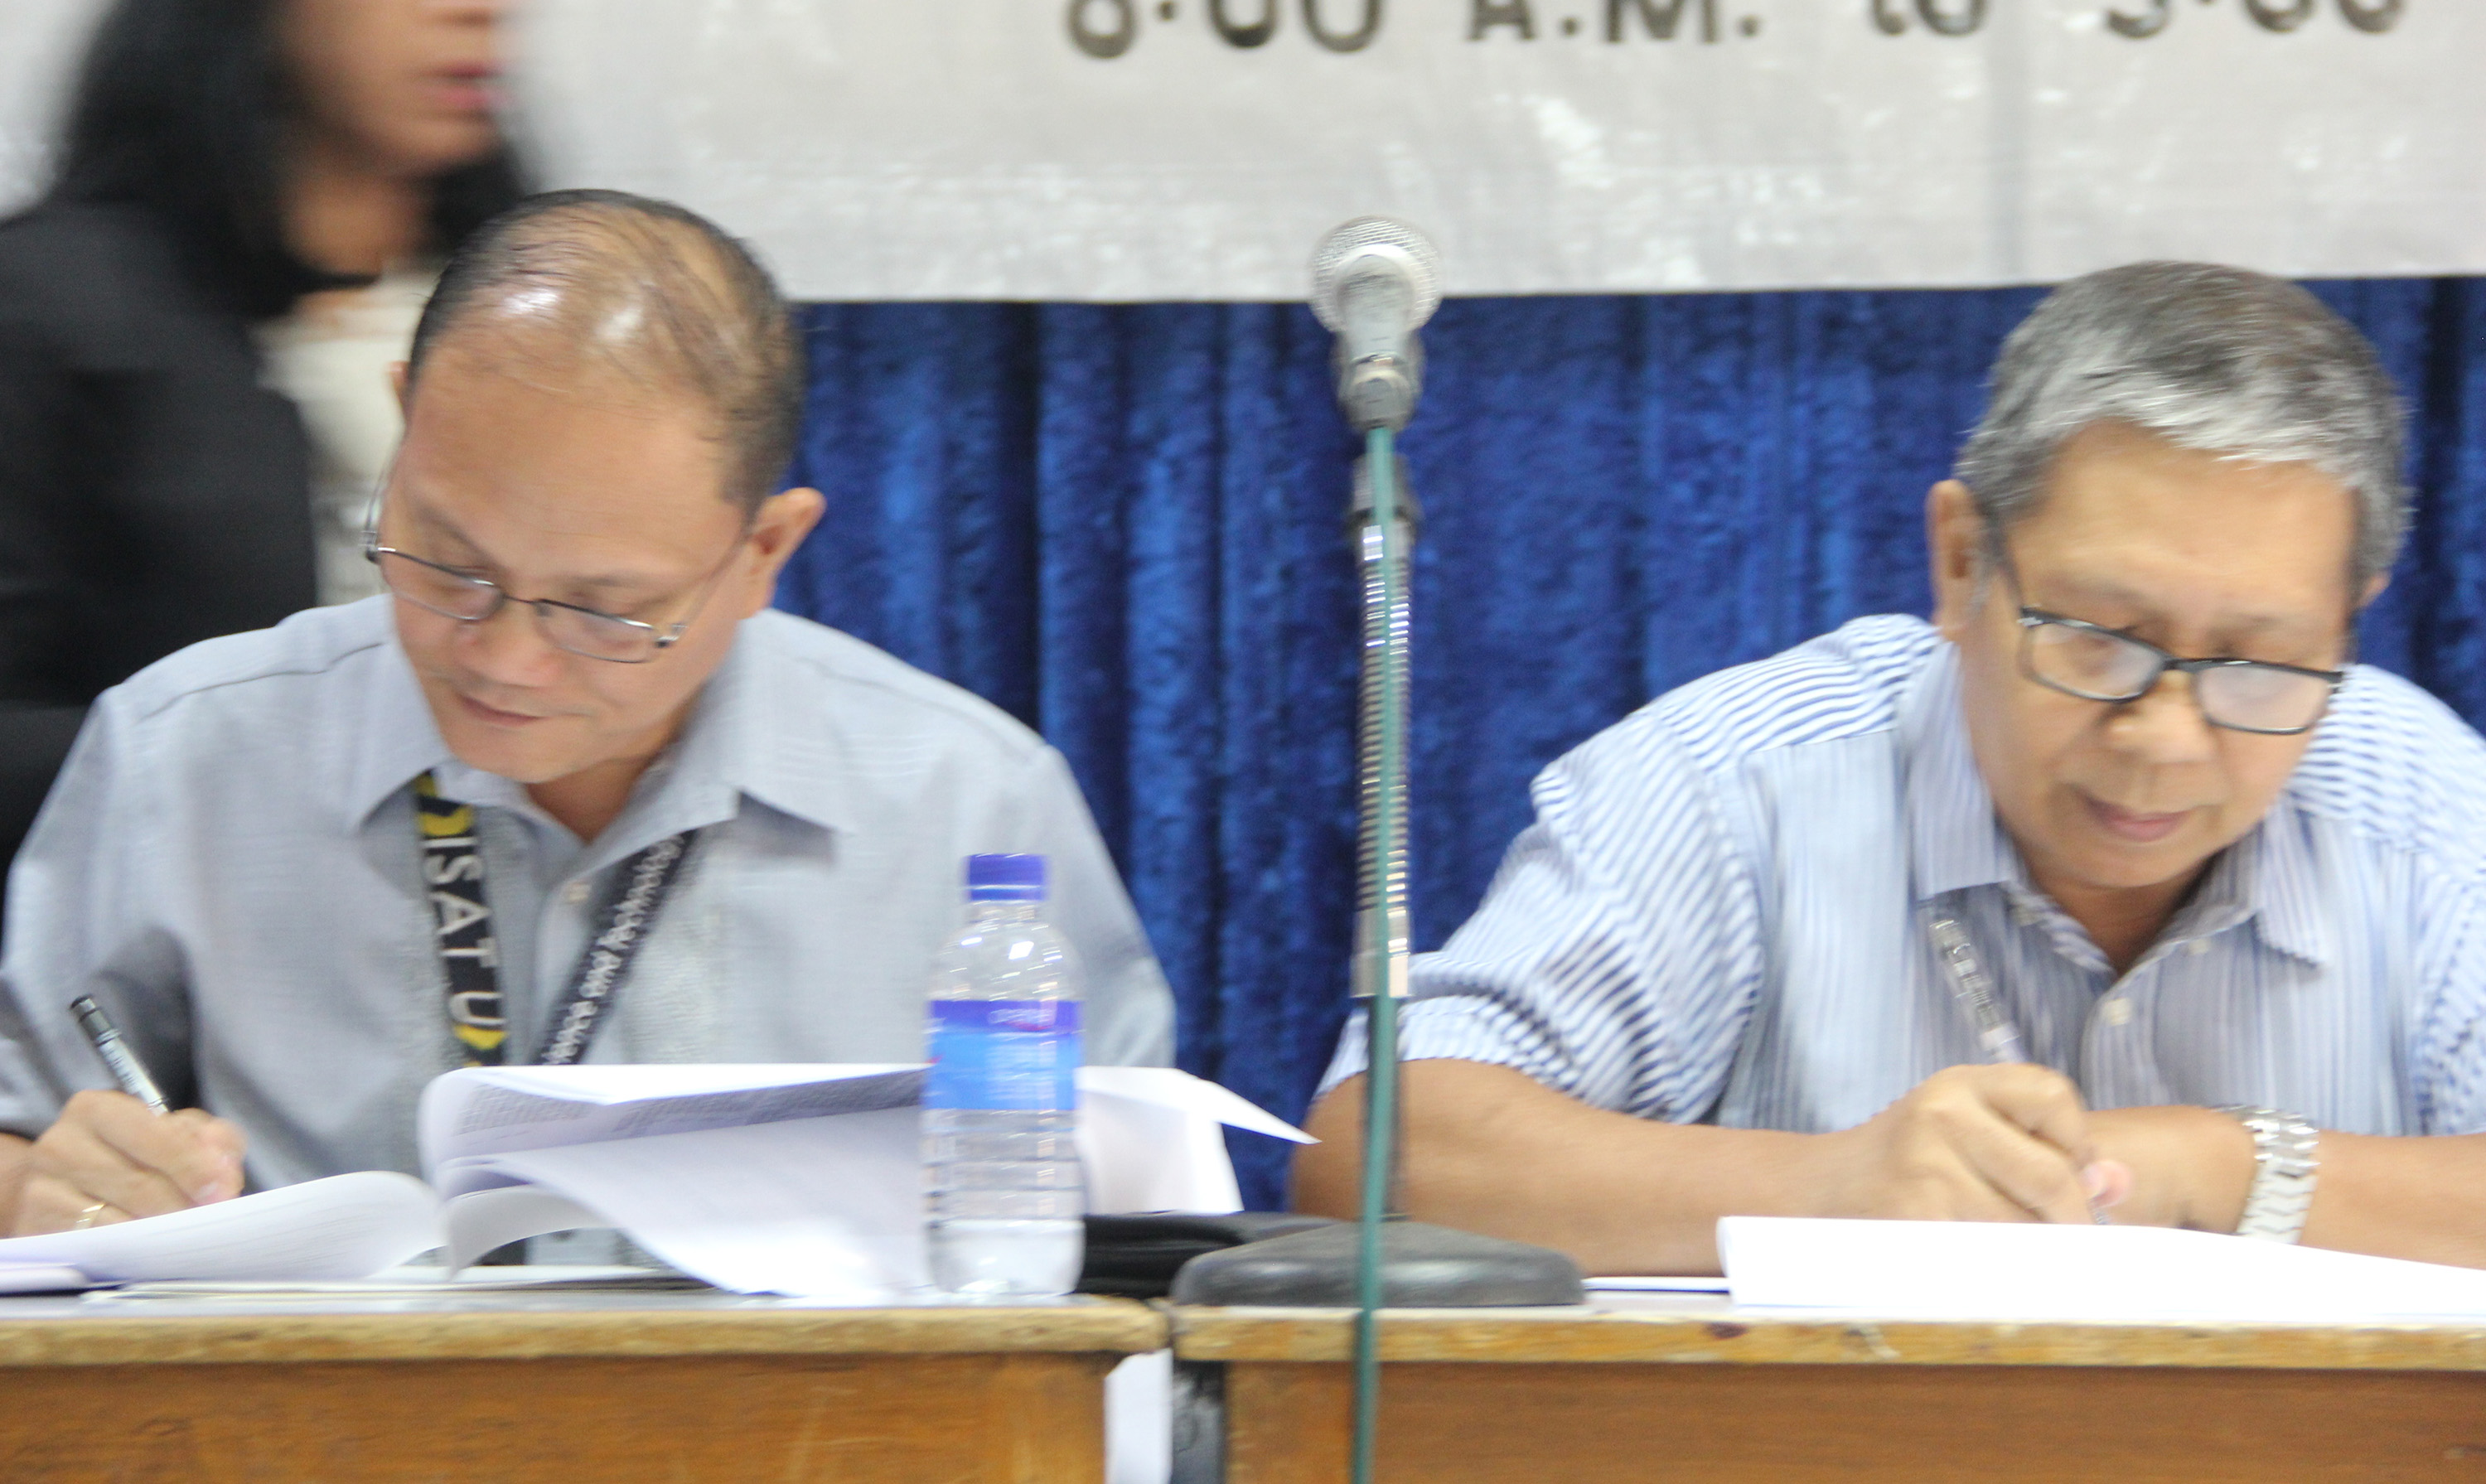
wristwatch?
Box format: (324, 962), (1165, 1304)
(2213, 1105), (2320, 1244)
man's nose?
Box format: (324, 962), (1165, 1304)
(2103, 669), (2219, 763)
(457, 602), (568, 687)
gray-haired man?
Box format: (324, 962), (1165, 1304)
(1301, 263), (2486, 1273)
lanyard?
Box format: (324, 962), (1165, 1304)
(416, 771), (699, 1068)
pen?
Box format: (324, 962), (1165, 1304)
(69, 996), (172, 1116)
(1925, 915), (2031, 1066)
(1924, 912), (2110, 1225)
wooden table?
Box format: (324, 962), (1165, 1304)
(0, 1285), (1163, 1482)
(1173, 1293), (2486, 1483)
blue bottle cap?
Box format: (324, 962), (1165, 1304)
(965, 853), (1047, 902)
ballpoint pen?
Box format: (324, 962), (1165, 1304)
(69, 995), (172, 1116)
(1925, 912), (2111, 1225)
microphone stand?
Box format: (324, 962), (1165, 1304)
(1352, 427), (1413, 1479)
(1173, 224), (1583, 1484)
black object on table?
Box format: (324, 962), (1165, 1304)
(1078, 1212), (1341, 1299)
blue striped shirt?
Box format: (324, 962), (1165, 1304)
(1325, 615), (2486, 1138)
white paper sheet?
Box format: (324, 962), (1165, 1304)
(0, 1262), (90, 1293)
(0, 1172), (440, 1283)
(1077, 1066), (1315, 1145)
(418, 1063), (925, 1171)
(1584, 1275), (1732, 1294)
(418, 1064), (1308, 1182)
(423, 1066), (1312, 1297)
(1081, 1090), (1231, 1216)
(1719, 1217), (2486, 1322)
(435, 1185), (608, 1264)
(0, 1067), (1308, 1296)
(89, 1265), (693, 1300)
(437, 1108), (930, 1298)
(1078, 1065), (1315, 1217)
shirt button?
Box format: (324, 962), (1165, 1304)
(2100, 997), (2135, 1027)
(2187, 939), (2210, 957)
(563, 881), (590, 906)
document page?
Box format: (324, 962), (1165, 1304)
(427, 1067), (1315, 1296)
(0, 1263), (90, 1293)
(0, 1172), (440, 1283)
(427, 1185), (607, 1263)
(1077, 1065), (1316, 1215)
(0, 1066), (1315, 1293)
(92, 1265), (704, 1300)
(1584, 1275), (1733, 1294)
(1719, 1216), (2486, 1321)
(436, 1107), (928, 1298)
(418, 1063), (926, 1171)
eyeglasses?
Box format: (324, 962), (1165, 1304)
(2014, 609), (2345, 737)
(363, 529), (736, 665)
(1989, 539), (2348, 737)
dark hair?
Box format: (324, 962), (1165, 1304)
(46, 0), (526, 320)
(408, 189), (803, 510)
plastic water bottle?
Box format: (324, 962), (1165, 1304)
(923, 853), (1085, 1297)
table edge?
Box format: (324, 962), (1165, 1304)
(1169, 1304), (2486, 1371)
(0, 1301), (1168, 1368)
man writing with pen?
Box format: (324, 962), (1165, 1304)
(1301, 263), (2486, 1269)
(0, 191), (1174, 1235)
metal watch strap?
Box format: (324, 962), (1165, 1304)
(2214, 1105), (2319, 1244)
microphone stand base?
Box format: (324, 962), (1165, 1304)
(1169, 1219), (1584, 1308)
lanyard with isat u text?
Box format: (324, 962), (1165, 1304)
(416, 771), (699, 1067)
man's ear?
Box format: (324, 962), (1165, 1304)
(1927, 479), (1985, 641)
(2358, 570), (2390, 611)
(735, 487), (827, 617)
(389, 361), (410, 413)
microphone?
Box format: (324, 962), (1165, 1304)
(1174, 215), (1584, 1360)
(1309, 217), (1443, 433)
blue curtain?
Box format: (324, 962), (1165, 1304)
(777, 281), (2486, 1211)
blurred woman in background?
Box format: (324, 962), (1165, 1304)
(0, 0), (523, 884)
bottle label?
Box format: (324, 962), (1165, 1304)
(924, 999), (1083, 1111)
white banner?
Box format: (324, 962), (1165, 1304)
(5, 1), (2480, 302)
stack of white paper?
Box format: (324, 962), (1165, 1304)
(1719, 1216), (2486, 1322)
(0, 1065), (1312, 1298)
(0, 1261), (96, 1293)
(0, 1172), (441, 1286)
(420, 1064), (936, 1294)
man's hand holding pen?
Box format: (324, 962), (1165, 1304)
(2, 997), (245, 1236)
(1798, 1064), (2134, 1226)
(9, 1090), (246, 1235)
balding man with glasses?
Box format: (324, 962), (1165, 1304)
(1303, 263), (2486, 1274)
(0, 191), (1172, 1236)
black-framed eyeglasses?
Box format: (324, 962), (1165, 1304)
(2000, 552), (2347, 737)
(361, 517), (738, 665)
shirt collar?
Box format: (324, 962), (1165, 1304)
(2226, 795), (2331, 967)
(346, 630), (459, 831)
(346, 612), (853, 844)
(1896, 636), (2329, 968)
(701, 613), (853, 838)
(1899, 642), (2019, 902)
